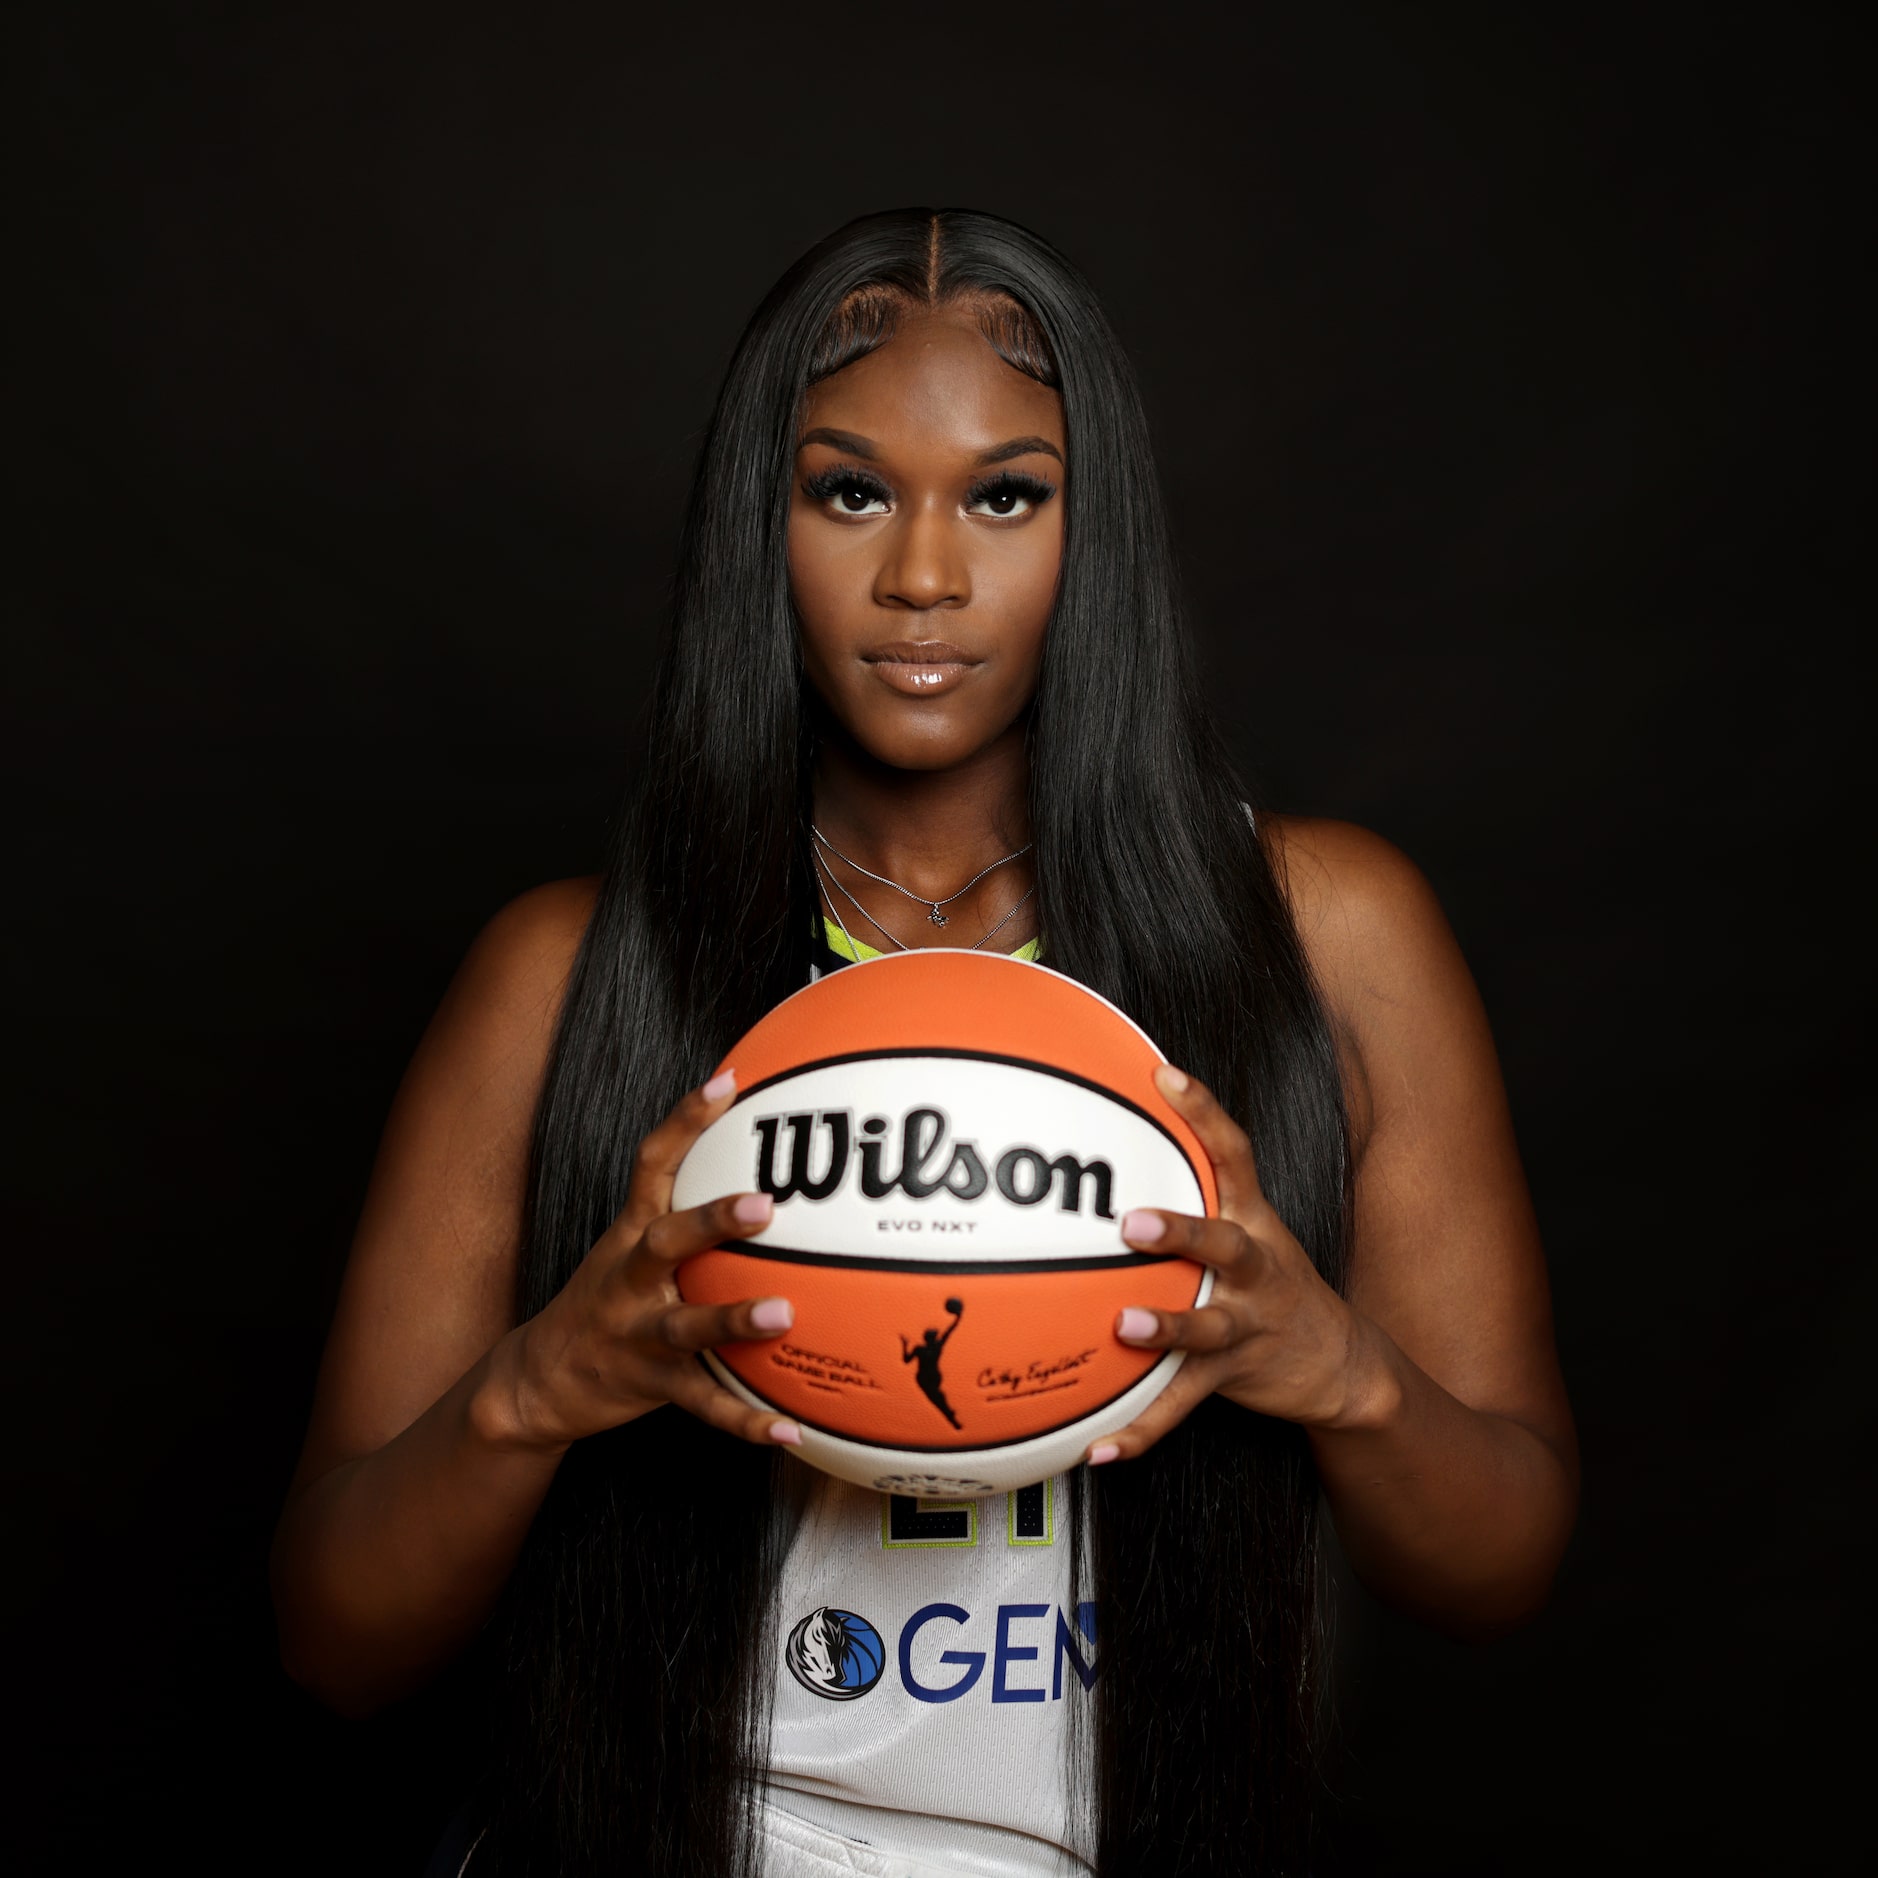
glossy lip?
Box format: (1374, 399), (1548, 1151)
(862, 640), (983, 698)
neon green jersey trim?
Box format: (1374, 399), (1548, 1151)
(879, 1494), (980, 1550)
(822, 916), (1041, 966)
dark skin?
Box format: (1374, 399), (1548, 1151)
(272, 301), (1577, 1719)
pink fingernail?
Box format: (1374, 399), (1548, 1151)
(703, 1068), (737, 1101)
(770, 1420), (802, 1446)
(1117, 1307), (1157, 1341)
(750, 1297), (793, 1332)
(1121, 1209), (1165, 1245)
(1155, 1064), (1190, 1094)
(733, 1192), (773, 1225)
(1088, 1442), (1121, 1466)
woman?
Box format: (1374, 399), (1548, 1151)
(272, 208), (1577, 1877)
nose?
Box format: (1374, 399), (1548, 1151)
(873, 497), (970, 612)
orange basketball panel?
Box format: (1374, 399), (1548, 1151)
(682, 1248), (1206, 1449)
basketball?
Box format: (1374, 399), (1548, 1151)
(671, 950), (1216, 1496)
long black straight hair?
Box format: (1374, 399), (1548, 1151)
(476, 209), (1350, 1876)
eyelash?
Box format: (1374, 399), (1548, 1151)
(968, 470), (1057, 515)
(800, 465), (1058, 517)
(802, 465), (892, 511)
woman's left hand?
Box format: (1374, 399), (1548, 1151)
(1086, 1064), (1369, 1463)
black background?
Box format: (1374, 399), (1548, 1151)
(11, 3), (1868, 1871)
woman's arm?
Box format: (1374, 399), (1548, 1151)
(1289, 817), (1578, 1634)
(271, 881), (796, 1717)
(1091, 819), (1578, 1640)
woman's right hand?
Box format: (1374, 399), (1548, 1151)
(496, 1070), (800, 1453)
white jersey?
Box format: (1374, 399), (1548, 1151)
(760, 1461), (1095, 1878)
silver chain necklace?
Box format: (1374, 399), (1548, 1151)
(815, 846), (1036, 958)
(810, 823), (1032, 929)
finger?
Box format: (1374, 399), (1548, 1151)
(1113, 1300), (1250, 1355)
(615, 1069), (741, 1238)
(1152, 1065), (1266, 1221)
(1085, 1363), (1216, 1466)
(1118, 1207), (1263, 1279)
(622, 1191), (773, 1290)
(651, 1294), (795, 1356)
(663, 1362), (804, 1449)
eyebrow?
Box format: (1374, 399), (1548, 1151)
(974, 435), (1064, 467)
(795, 427), (1064, 467)
(797, 426), (880, 459)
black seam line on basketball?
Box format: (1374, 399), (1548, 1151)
(726, 1048), (1196, 1166)
(700, 1350), (1182, 1454)
(706, 1241), (1180, 1274)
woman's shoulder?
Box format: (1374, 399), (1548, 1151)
(424, 876), (604, 1069)
(468, 875), (604, 978)
(1258, 814), (1448, 965)
(1256, 816), (1483, 1117)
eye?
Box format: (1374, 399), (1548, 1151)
(803, 465), (892, 517)
(965, 471), (1057, 520)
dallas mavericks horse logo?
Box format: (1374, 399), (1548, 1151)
(785, 1607), (886, 1702)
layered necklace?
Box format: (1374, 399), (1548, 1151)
(810, 823), (1035, 956)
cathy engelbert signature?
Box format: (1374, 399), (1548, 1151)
(766, 1330), (1104, 1411)
(976, 1346), (1101, 1400)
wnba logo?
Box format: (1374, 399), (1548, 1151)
(784, 1606), (886, 1702)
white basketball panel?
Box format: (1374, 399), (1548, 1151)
(674, 1055), (1203, 1264)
